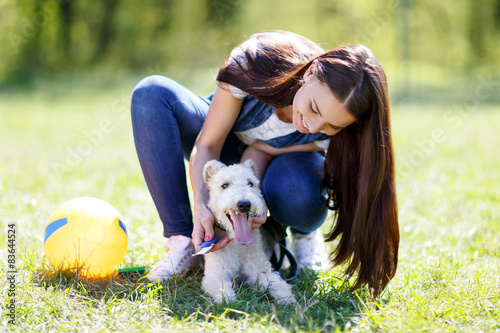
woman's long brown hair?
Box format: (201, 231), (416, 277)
(217, 31), (399, 295)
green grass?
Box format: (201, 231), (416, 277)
(0, 76), (499, 332)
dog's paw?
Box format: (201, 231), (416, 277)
(276, 294), (297, 306)
(213, 295), (224, 304)
(212, 294), (236, 304)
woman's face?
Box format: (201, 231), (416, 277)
(292, 61), (356, 136)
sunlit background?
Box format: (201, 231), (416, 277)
(2, 0), (499, 101)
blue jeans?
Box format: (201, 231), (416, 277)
(131, 75), (328, 237)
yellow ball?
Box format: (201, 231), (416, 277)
(44, 197), (128, 278)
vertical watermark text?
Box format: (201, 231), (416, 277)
(5, 222), (17, 325)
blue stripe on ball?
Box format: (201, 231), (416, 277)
(44, 217), (68, 243)
(118, 220), (127, 236)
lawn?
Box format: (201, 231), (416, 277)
(0, 74), (499, 332)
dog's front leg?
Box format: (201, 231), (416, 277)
(257, 270), (297, 305)
(241, 253), (297, 305)
(202, 252), (237, 304)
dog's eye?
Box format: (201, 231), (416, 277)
(221, 183), (229, 189)
(247, 182), (253, 187)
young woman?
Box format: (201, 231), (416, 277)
(131, 30), (399, 295)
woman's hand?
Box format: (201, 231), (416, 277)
(251, 199), (268, 230)
(192, 204), (232, 253)
(192, 205), (216, 253)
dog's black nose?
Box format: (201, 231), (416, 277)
(237, 200), (251, 213)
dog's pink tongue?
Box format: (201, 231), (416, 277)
(229, 210), (254, 245)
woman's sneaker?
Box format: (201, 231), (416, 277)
(148, 235), (200, 282)
(291, 229), (330, 272)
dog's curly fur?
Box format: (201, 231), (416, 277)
(201, 159), (296, 305)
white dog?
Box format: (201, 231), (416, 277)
(201, 159), (296, 305)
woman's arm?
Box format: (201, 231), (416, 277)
(248, 140), (325, 157)
(242, 140), (325, 182)
(189, 83), (243, 252)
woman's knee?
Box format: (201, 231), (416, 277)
(262, 152), (328, 232)
(132, 75), (176, 100)
(264, 181), (327, 231)
(131, 75), (187, 121)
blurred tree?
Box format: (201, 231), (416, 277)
(92, 0), (120, 62)
(205, 0), (241, 25)
(0, 0), (498, 91)
(496, 0), (500, 30)
(150, 0), (174, 39)
(467, 0), (487, 65)
(59, 0), (72, 59)
(22, 0), (44, 71)
(398, 0), (411, 97)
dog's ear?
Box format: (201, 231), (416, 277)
(203, 160), (226, 183)
(243, 159), (259, 179)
